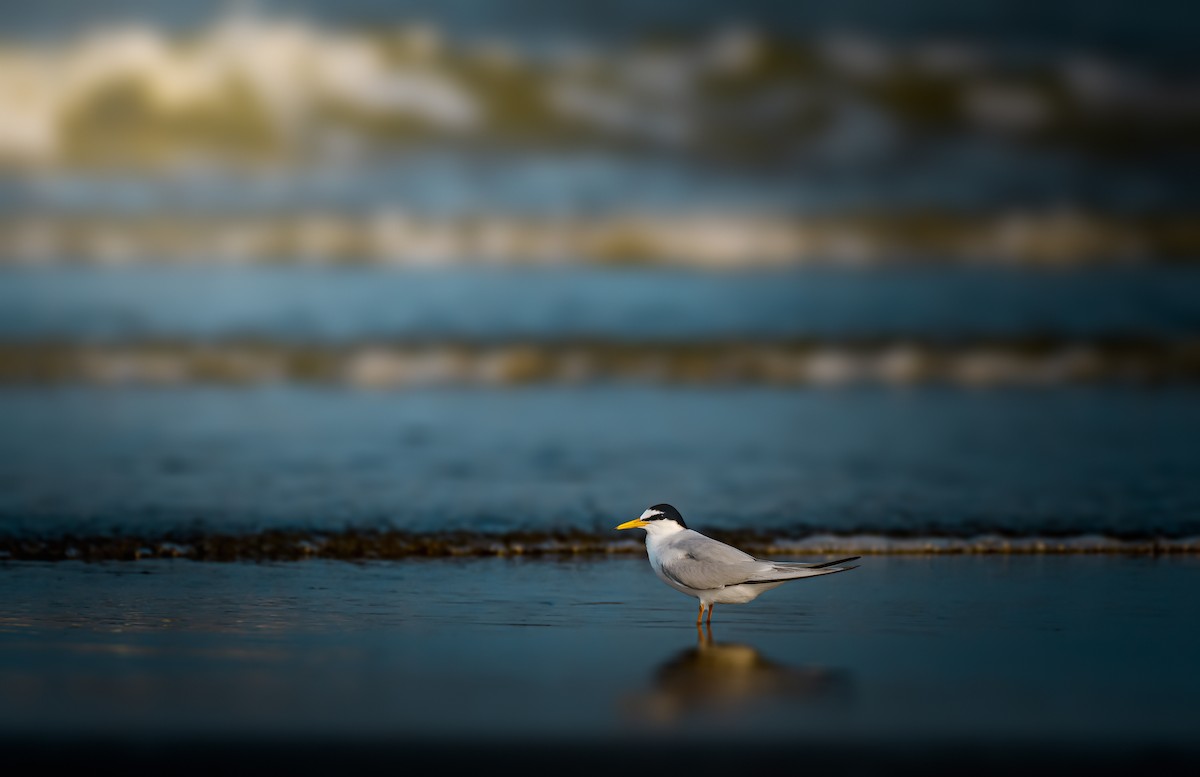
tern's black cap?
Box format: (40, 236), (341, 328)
(646, 503), (687, 528)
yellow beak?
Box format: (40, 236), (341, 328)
(615, 518), (648, 530)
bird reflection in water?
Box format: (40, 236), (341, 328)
(623, 624), (852, 724)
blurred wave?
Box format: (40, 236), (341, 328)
(2, 339), (1198, 387)
(1, 209), (1196, 266)
(0, 10), (1195, 170)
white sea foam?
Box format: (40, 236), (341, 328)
(0, 11), (1191, 171)
(756, 534), (1200, 555)
(2, 341), (1194, 387)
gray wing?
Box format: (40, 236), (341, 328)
(743, 558), (860, 583)
(659, 532), (776, 590)
(769, 556), (861, 571)
(661, 534), (859, 590)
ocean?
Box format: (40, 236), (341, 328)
(1, 2), (1198, 772)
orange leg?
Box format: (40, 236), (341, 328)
(706, 603), (715, 625)
(696, 601), (705, 625)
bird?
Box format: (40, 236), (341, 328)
(616, 503), (859, 625)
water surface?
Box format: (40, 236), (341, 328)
(3, 265), (1199, 342)
(1, 385), (1195, 543)
(2, 555), (1197, 757)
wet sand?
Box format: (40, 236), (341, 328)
(2, 554), (1198, 775)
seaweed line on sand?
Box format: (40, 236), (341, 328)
(2, 529), (1199, 562)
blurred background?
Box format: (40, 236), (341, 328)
(0, 0), (1198, 549)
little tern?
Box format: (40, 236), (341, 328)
(616, 504), (859, 624)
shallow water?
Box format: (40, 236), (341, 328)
(2, 556), (1197, 753)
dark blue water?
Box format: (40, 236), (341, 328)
(2, 265), (1198, 342)
(8, 147), (1195, 214)
(2, 555), (1198, 760)
(1, 385), (1196, 542)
